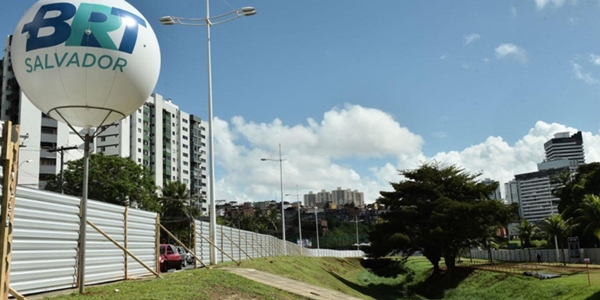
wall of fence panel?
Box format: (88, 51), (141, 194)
(127, 209), (157, 278)
(7, 187), (158, 297)
(468, 248), (589, 264)
(85, 200), (126, 285)
(192, 221), (364, 264)
(10, 189), (80, 295)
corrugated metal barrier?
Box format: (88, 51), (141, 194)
(193, 220), (364, 263)
(7, 187), (158, 296)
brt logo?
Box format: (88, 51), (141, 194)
(22, 2), (147, 54)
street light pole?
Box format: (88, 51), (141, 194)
(160, 2), (256, 266)
(355, 214), (359, 251)
(261, 143), (287, 256)
(286, 185), (303, 256)
(315, 207), (320, 257)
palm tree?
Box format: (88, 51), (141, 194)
(516, 219), (540, 262)
(160, 181), (198, 245)
(575, 194), (600, 240)
(542, 214), (575, 266)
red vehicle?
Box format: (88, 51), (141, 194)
(159, 244), (183, 272)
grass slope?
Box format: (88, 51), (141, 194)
(44, 256), (600, 299)
(45, 269), (307, 300)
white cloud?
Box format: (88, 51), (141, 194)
(571, 62), (599, 85)
(483, 57), (491, 63)
(589, 54), (600, 66)
(568, 17), (578, 25)
(534, 0), (567, 9)
(464, 33), (481, 45)
(462, 63), (469, 70)
(211, 107), (600, 204)
(440, 54), (447, 60)
(511, 6), (518, 17)
(431, 131), (448, 139)
(495, 43), (528, 63)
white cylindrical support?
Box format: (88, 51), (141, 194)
(77, 132), (91, 293)
(206, 0), (217, 266)
(297, 185), (302, 256)
(279, 143), (286, 255)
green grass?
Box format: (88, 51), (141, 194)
(44, 269), (308, 300)
(43, 256), (600, 299)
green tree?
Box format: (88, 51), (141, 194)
(541, 214), (575, 265)
(159, 181), (200, 247)
(553, 163), (600, 247)
(45, 154), (159, 211)
(575, 194), (600, 240)
(366, 162), (516, 273)
(516, 219), (538, 250)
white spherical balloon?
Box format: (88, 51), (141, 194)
(11, 0), (160, 128)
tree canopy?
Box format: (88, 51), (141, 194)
(44, 154), (159, 211)
(552, 162), (600, 247)
(366, 162), (518, 273)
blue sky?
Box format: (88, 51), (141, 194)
(3, 0), (600, 203)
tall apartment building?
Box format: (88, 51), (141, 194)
(95, 93), (209, 213)
(544, 131), (584, 166)
(304, 191), (317, 207)
(1, 36), (87, 189)
(512, 131), (585, 222)
(482, 178), (502, 200)
(304, 188), (365, 207)
(504, 180), (519, 205)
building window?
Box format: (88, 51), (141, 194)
(183, 144), (189, 149)
(183, 170), (189, 174)
(183, 119), (188, 124)
(183, 135), (188, 140)
(138, 128), (141, 133)
(183, 161), (189, 166)
(41, 126), (57, 134)
(138, 148), (141, 153)
(183, 153), (189, 157)
(138, 138), (141, 143)
(138, 158), (142, 163)
(138, 118), (142, 123)
(183, 127), (188, 132)
(100, 137), (106, 142)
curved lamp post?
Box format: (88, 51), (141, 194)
(286, 185), (302, 255)
(160, 2), (256, 265)
(261, 143), (287, 255)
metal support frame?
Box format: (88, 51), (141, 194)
(0, 121), (21, 300)
(193, 225), (240, 265)
(158, 224), (208, 268)
(87, 220), (161, 278)
(221, 230), (253, 261)
(124, 207), (129, 278)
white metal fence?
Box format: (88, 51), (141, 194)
(8, 187), (158, 296)
(469, 248), (600, 264)
(194, 221), (364, 263)
(6, 187), (363, 297)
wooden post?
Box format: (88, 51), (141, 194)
(0, 122), (20, 300)
(155, 215), (160, 275)
(222, 230), (253, 261)
(124, 207), (128, 279)
(193, 220), (197, 269)
(191, 225), (240, 265)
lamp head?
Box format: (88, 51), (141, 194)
(159, 16), (175, 25)
(240, 7), (257, 16)
(260, 158), (267, 161)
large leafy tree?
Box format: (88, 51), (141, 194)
(575, 194), (600, 240)
(366, 163), (517, 273)
(45, 154), (159, 211)
(553, 163), (600, 247)
(516, 219), (539, 250)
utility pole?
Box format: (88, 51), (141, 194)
(48, 146), (78, 193)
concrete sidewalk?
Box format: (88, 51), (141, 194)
(221, 267), (364, 300)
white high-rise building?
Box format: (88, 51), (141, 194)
(482, 178), (502, 200)
(95, 93), (209, 214)
(513, 131), (585, 222)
